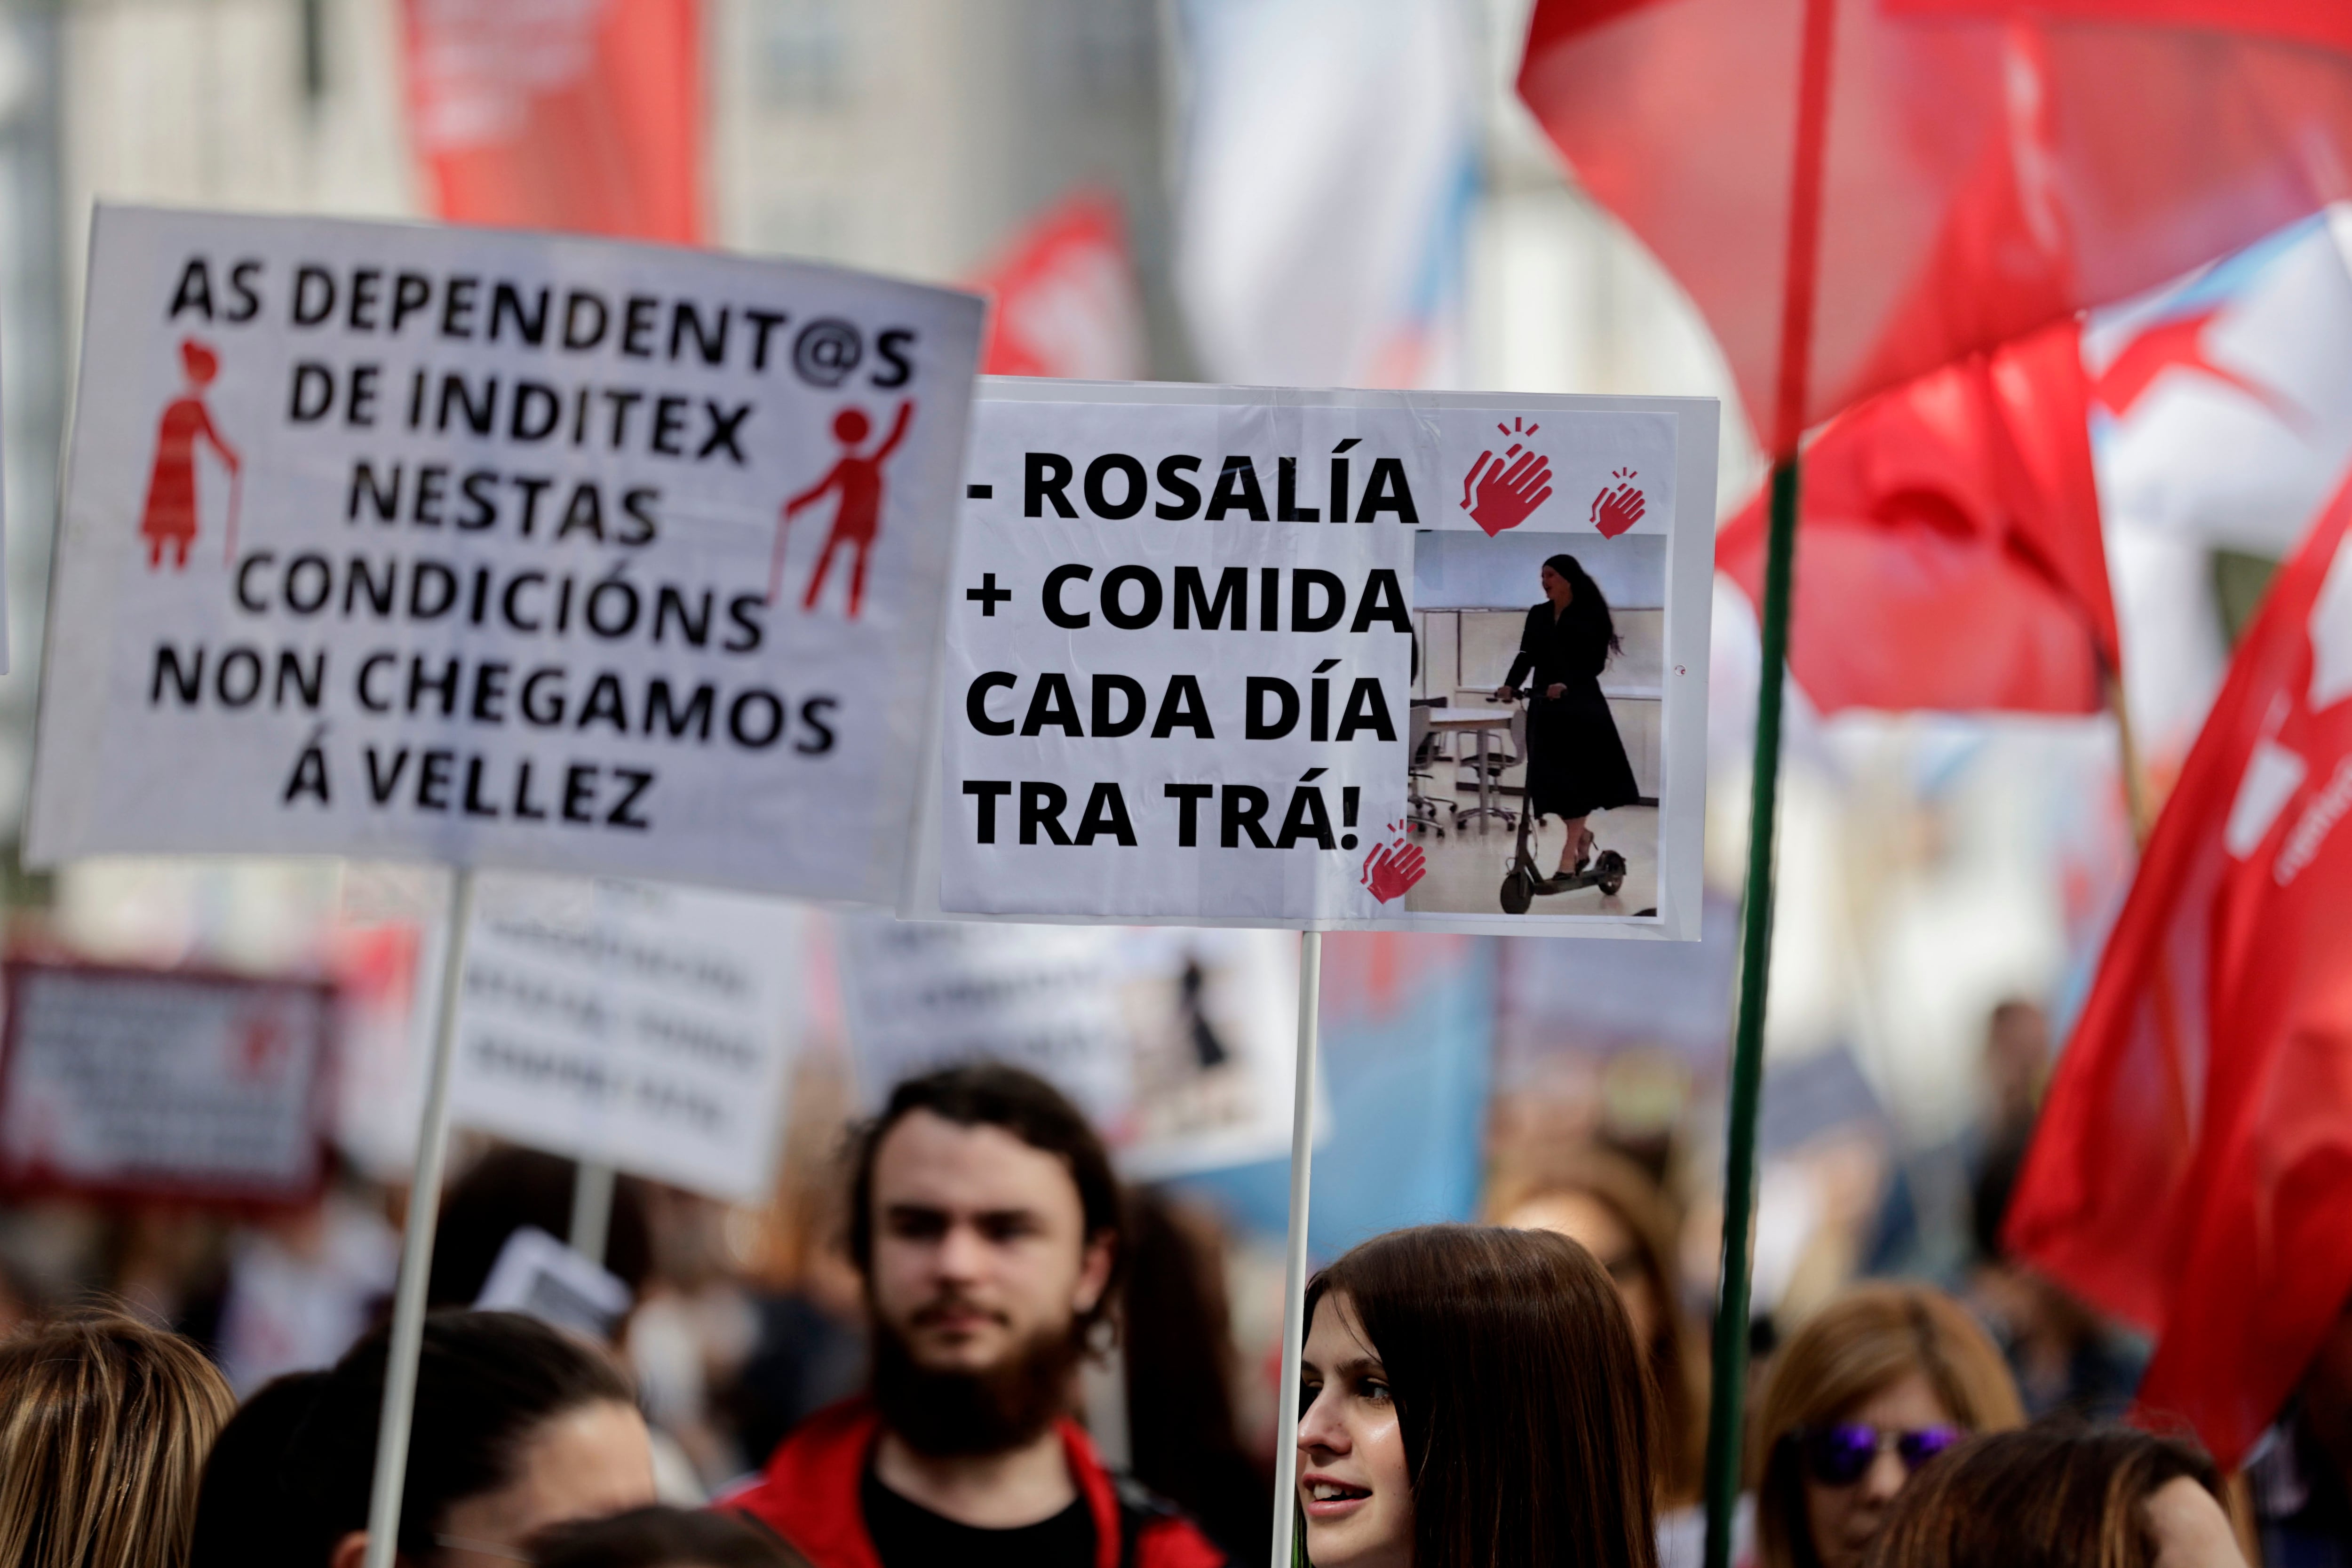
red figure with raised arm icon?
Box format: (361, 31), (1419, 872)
(141, 338), (241, 570)
(773, 400), (914, 619)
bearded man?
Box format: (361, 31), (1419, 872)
(728, 1064), (1229, 1568)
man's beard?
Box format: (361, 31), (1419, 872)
(869, 1301), (1085, 1457)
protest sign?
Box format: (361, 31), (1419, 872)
(0, 962), (333, 1205)
(26, 206), (984, 906)
(474, 1225), (634, 1340)
(838, 916), (1132, 1125)
(837, 918), (1296, 1178)
(908, 381), (1717, 937)
(447, 872), (802, 1202)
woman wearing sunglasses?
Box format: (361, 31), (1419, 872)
(1750, 1283), (2025, 1568)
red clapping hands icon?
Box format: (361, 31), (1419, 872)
(1360, 823), (1428, 904)
(1460, 419), (1554, 538)
(1590, 469), (1645, 538)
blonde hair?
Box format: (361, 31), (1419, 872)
(1750, 1282), (2025, 1568)
(0, 1310), (236, 1568)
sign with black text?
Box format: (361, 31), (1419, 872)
(911, 382), (1716, 937)
(838, 917), (1302, 1177)
(27, 207), (984, 902)
(0, 962), (334, 1205)
(447, 873), (803, 1202)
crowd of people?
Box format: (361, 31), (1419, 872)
(0, 1058), (2329, 1568)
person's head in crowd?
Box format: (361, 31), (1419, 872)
(729, 1064), (1230, 1568)
(1493, 1144), (1703, 1504)
(844, 1062), (1123, 1458)
(1298, 1224), (1658, 1568)
(1120, 1188), (1265, 1560)
(530, 1505), (809, 1568)
(1863, 1425), (2244, 1568)
(427, 1147), (653, 1313)
(189, 1369), (331, 1568)
(278, 1309), (654, 1567)
(0, 1309), (235, 1568)
(1983, 999), (2051, 1137)
(1752, 1282), (2026, 1568)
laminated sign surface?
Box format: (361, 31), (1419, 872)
(28, 207), (983, 902)
(915, 381), (1716, 938)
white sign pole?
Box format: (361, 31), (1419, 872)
(1268, 930), (1321, 1568)
(361, 869), (476, 1568)
(569, 1160), (617, 1266)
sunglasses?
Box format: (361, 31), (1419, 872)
(1792, 1423), (1963, 1487)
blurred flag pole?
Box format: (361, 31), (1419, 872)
(1271, 930), (1322, 1568)
(1703, 0), (1834, 1563)
(362, 869), (476, 1568)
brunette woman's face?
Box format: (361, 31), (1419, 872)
(1799, 1372), (1953, 1568)
(1298, 1294), (1413, 1568)
(1541, 565), (1572, 605)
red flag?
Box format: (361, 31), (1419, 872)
(400, 0), (703, 244)
(969, 190), (1146, 382)
(1517, 0), (2352, 450)
(2004, 479), (2352, 1466)
(1716, 321), (2116, 713)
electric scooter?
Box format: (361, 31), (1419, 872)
(1493, 688), (1627, 914)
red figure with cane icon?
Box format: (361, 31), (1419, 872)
(772, 400), (914, 619)
(140, 338), (241, 571)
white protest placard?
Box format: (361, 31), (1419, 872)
(910, 381), (1717, 937)
(837, 918), (1300, 1178)
(0, 962), (334, 1204)
(838, 916), (1134, 1130)
(1110, 926), (1301, 1177)
(26, 206), (984, 903)
(447, 873), (803, 1202)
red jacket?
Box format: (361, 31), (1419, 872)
(724, 1399), (1230, 1568)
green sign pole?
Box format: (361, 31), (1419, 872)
(1700, 454), (1800, 1568)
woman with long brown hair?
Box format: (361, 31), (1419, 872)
(1750, 1283), (2026, 1568)
(1295, 1224), (1657, 1568)
(1864, 1425), (2246, 1568)
(0, 1309), (236, 1568)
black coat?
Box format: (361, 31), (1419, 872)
(1505, 600), (1640, 820)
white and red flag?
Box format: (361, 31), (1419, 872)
(1175, 0), (1475, 390)
(400, 0), (702, 244)
(2091, 215), (2352, 758)
(969, 189), (1147, 382)
(1518, 0), (2352, 454)
(2005, 477), (2352, 1466)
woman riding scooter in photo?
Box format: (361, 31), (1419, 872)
(1494, 554), (1639, 884)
